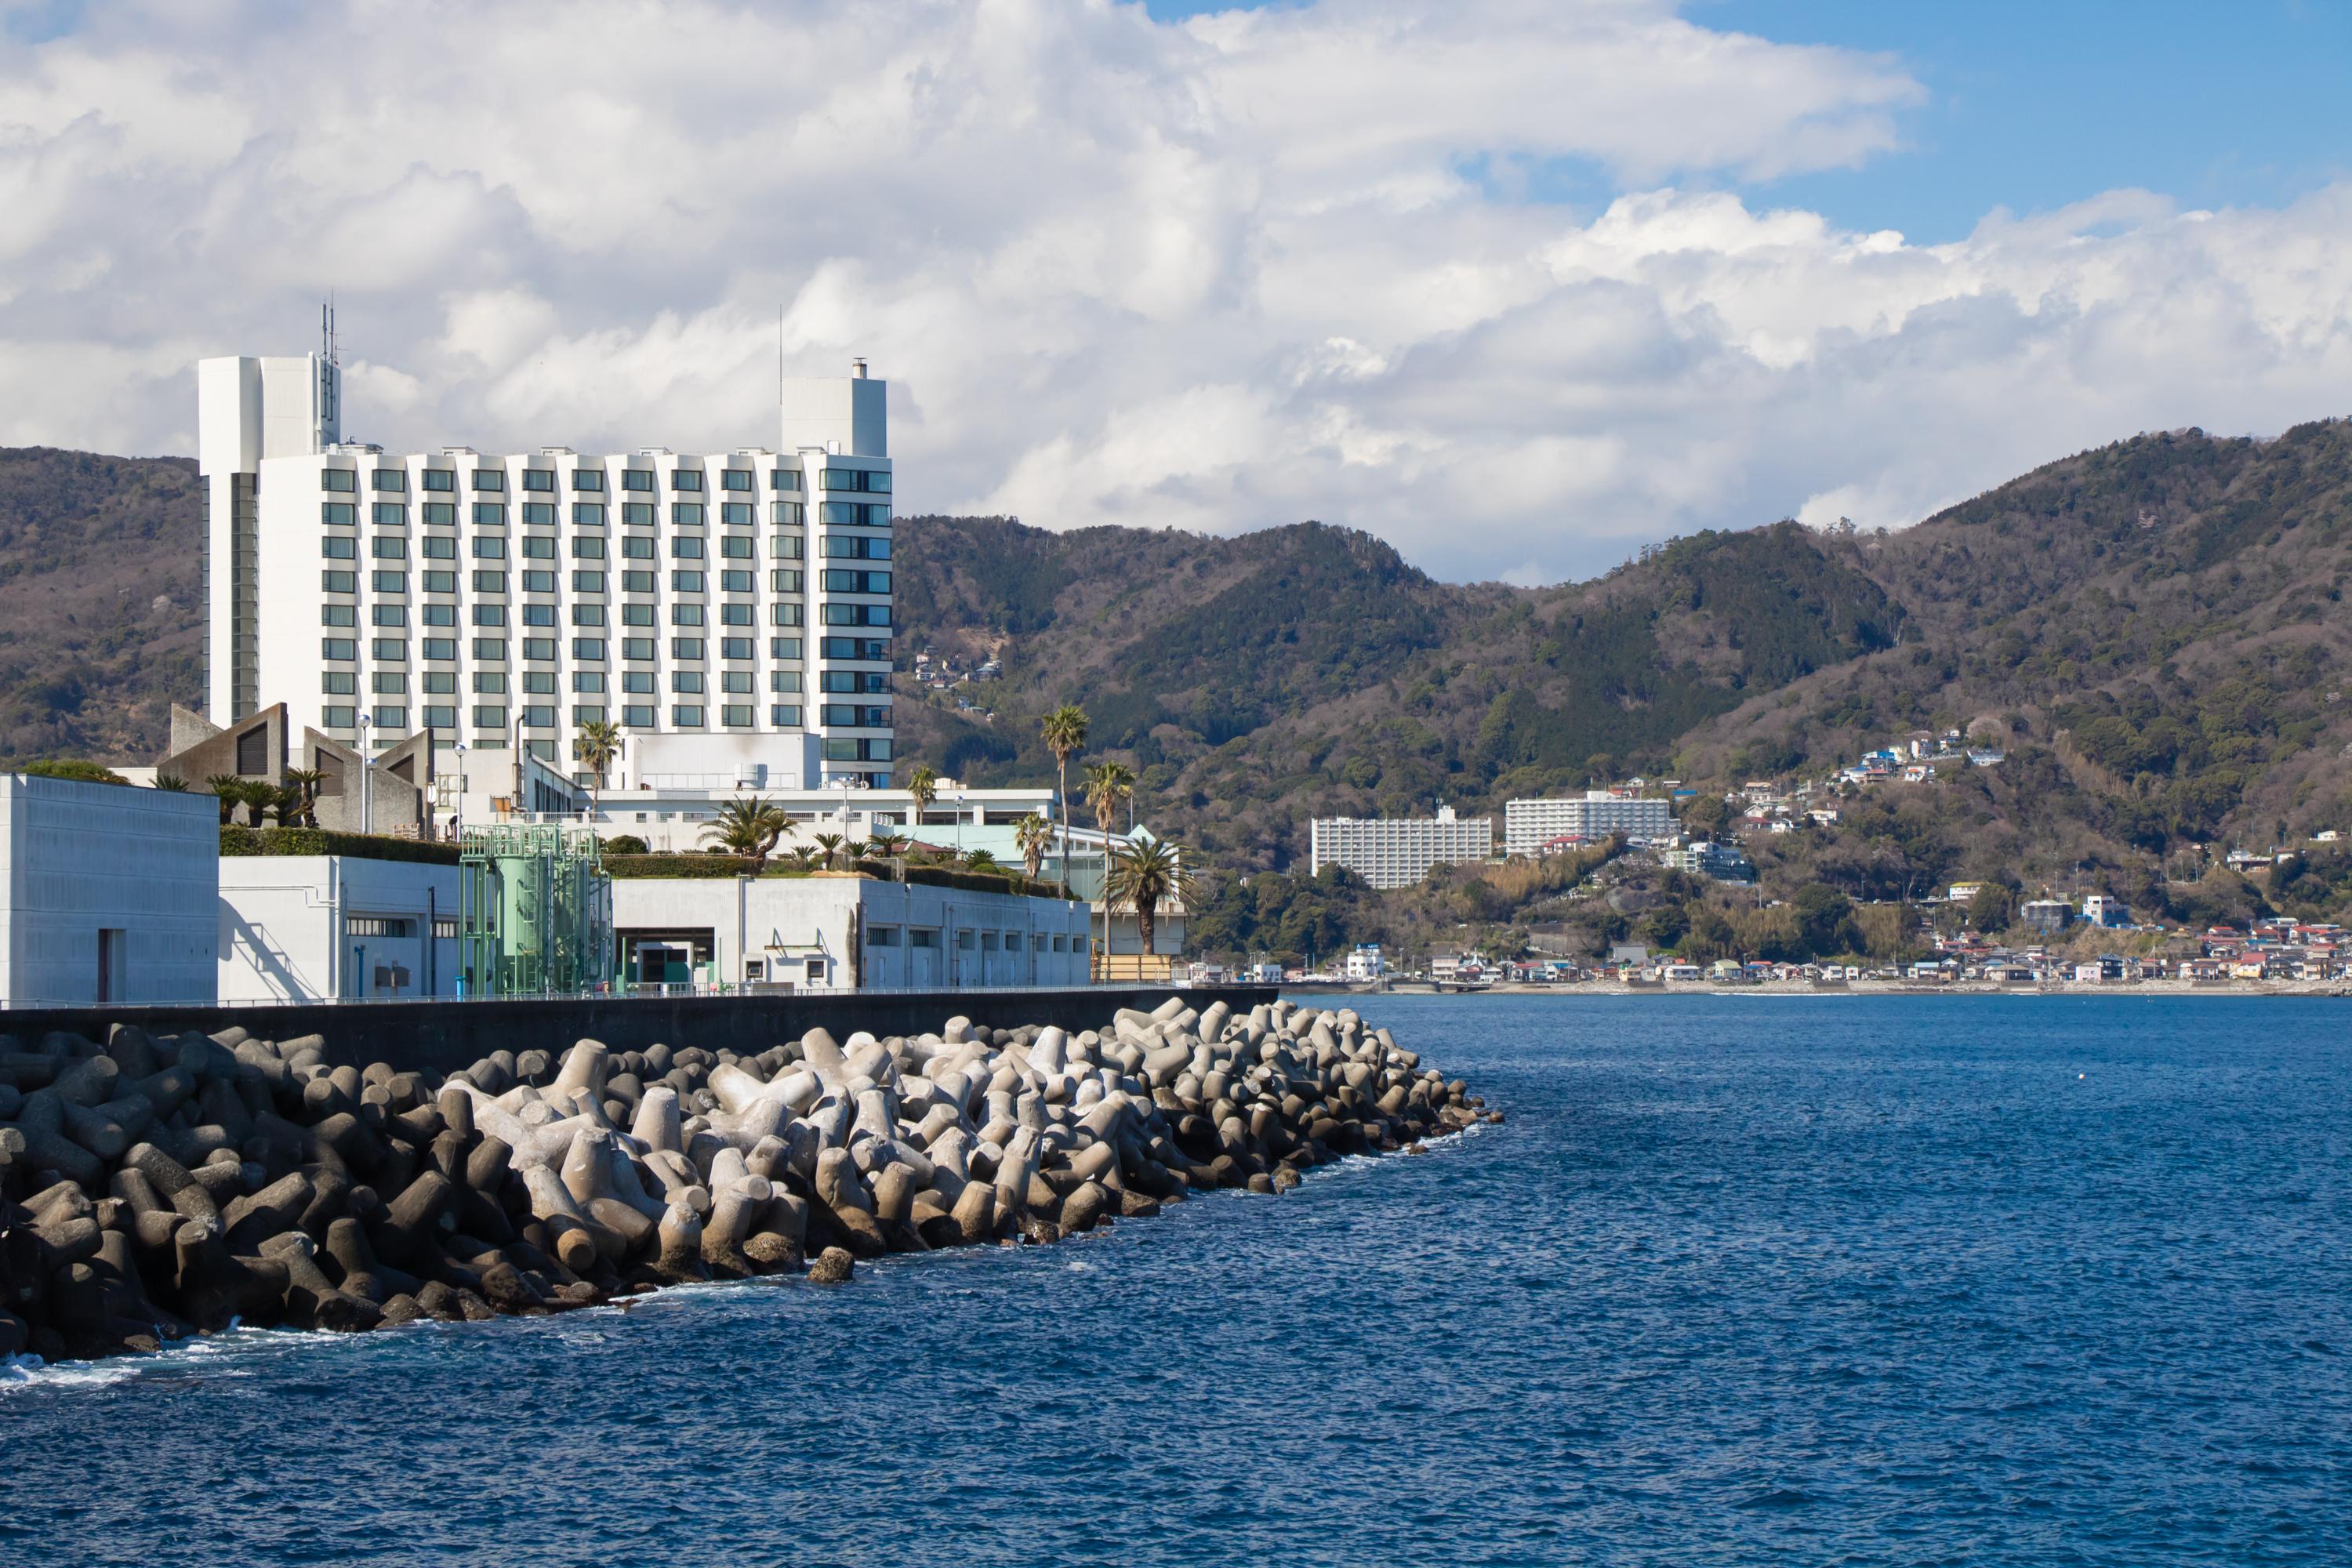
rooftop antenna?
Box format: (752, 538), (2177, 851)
(777, 304), (784, 405)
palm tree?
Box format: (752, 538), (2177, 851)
(151, 774), (189, 792)
(281, 768), (322, 827)
(964, 848), (1001, 873)
(204, 775), (241, 826)
(1039, 704), (1090, 896)
(866, 828), (908, 858)
(1105, 835), (1200, 972)
(234, 779), (275, 828)
(573, 719), (622, 821)
(844, 838), (871, 866)
(1014, 812), (1051, 884)
(1083, 760), (1136, 956)
(268, 782), (306, 826)
(701, 795), (786, 871)
(783, 844), (822, 873)
(905, 763), (940, 833)
(811, 830), (847, 870)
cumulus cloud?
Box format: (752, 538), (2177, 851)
(0, 0), (2344, 582)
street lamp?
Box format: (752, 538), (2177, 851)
(454, 740), (468, 840)
(356, 713), (372, 834)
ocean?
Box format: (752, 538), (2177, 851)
(5, 993), (2348, 1566)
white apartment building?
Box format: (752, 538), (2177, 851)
(197, 348), (895, 796)
(1308, 805), (1492, 891)
(1504, 792), (1674, 857)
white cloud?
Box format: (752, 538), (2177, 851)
(0, 0), (2345, 582)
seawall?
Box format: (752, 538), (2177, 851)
(0, 986), (1276, 1082)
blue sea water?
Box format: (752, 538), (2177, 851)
(5, 993), (2350, 1566)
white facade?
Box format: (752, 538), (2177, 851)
(1344, 944), (1385, 981)
(1308, 804), (1492, 891)
(218, 855), (463, 1003)
(0, 776), (218, 1005)
(197, 352), (895, 798)
(1504, 792), (1674, 856)
(610, 875), (1091, 990)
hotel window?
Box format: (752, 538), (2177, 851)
(720, 669), (753, 695)
(719, 533), (753, 559)
(672, 671), (705, 695)
(622, 571), (655, 594)
(522, 604), (556, 627)
(671, 535), (705, 559)
(422, 603), (456, 626)
(572, 503), (607, 525)
(672, 570), (705, 593)
(322, 468), (357, 493)
(322, 569), (355, 593)
(523, 637), (556, 661)
(473, 503), (507, 526)
(322, 671), (355, 695)
(522, 469), (556, 493)
(622, 637), (655, 661)
(720, 501), (755, 528)
(372, 503), (407, 525)
(671, 705), (705, 727)
(771, 604), (804, 628)
(423, 705), (457, 729)
(720, 469), (753, 493)
(672, 470), (703, 492)
(422, 534), (457, 559)
(822, 534), (889, 559)
(572, 637), (607, 662)
(720, 601), (754, 626)
(672, 604), (705, 627)
(672, 503), (704, 527)
(368, 604), (404, 627)
(422, 502), (457, 526)
(573, 671), (606, 694)
(522, 569), (557, 593)
(321, 502), (356, 526)
(521, 503), (557, 527)
(472, 637), (506, 661)
(820, 467), (885, 492)
(423, 671), (456, 694)
(572, 705), (606, 725)
(572, 604), (607, 627)
(622, 670), (655, 695)
(321, 535), (356, 560)
(770, 568), (803, 593)
(670, 637), (705, 660)
(770, 703), (803, 726)
(621, 470), (655, 492)
(322, 705), (356, 728)
(473, 535), (506, 559)
(621, 603), (655, 627)
(372, 670), (407, 695)
(622, 704), (655, 727)
(472, 470), (505, 492)
(423, 469), (456, 492)
(621, 535), (655, 559)
(574, 470), (605, 492)
(372, 470), (407, 493)
(771, 502), (804, 525)
(771, 671), (802, 694)
(770, 637), (802, 660)
(573, 535), (606, 560)
(474, 672), (507, 695)
(372, 705), (407, 729)
(722, 704), (753, 728)
(820, 603), (889, 626)
(423, 637), (457, 661)
(473, 604), (506, 627)
(474, 572), (507, 596)
(372, 570), (407, 594)
(522, 671), (555, 695)
(521, 705), (556, 728)
(771, 470), (801, 492)
(473, 706), (507, 728)
(519, 535), (556, 559)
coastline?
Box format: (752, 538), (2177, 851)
(1372, 979), (2352, 998)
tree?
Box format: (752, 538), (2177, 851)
(1014, 812), (1052, 883)
(268, 783), (306, 826)
(1040, 704), (1090, 897)
(1083, 760), (1136, 956)
(784, 844), (822, 873)
(701, 796), (786, 871)
(904, 764), (941, 833)
(1791, 883), (1860, 958)
(866, 829), (908, 879)
(573, 719), (622, 820)
(231, 779), (275, 827)
(811, 831), (848, 869)
(204, 775), (242, 825)
(605, 833), (648, 855)
(1105, 835), (1200, 964)
(281, 768), (322, 827)
(965, 848), (1002, 873)
(151, 774), (190, 792)
(23, 759), (125, 785)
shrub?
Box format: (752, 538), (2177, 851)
(220, 826), (460, 865)
(21, 759), (129, 786)
(605, 853), (763, 879)
(604, 833), (649, 855)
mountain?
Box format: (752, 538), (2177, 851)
(11, 420), (2352, 931)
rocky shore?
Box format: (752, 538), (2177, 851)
(0, 996), (1495, 1367)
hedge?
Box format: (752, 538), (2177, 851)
(605, 853), (765, 879)
(220, 826), (462, 865)
(602, 855), (1070, 898)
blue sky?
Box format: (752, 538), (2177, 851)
(1149, 0), (2352, 242)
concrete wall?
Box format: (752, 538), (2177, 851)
(610, 874), (1091, 989)
(0, 776), (219, 1005)
(220, 855), (463, 1003)
(0, 985), (1276, 1083)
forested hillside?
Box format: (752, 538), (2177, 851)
(12, 419), (2352, 942)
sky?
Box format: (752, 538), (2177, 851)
(0, 0), (2347, 586)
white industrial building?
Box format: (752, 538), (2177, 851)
(1308, 805), (1492, 891)
(197, 346), (895, 800)
(217, 855), (463, 1003)
(1504, 792), (1675, 856)
(0, 775), (218, 1005)
(611, 875), (1091, 990)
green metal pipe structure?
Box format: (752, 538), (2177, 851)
(458, 823), (615, 996)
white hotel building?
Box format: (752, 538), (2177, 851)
(1503, 792), (1675, 857)
(198, 350), (898, 800)
(1308, 804), (1493, 891)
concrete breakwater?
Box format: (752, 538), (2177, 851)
(0, 996), (1496, 1367)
